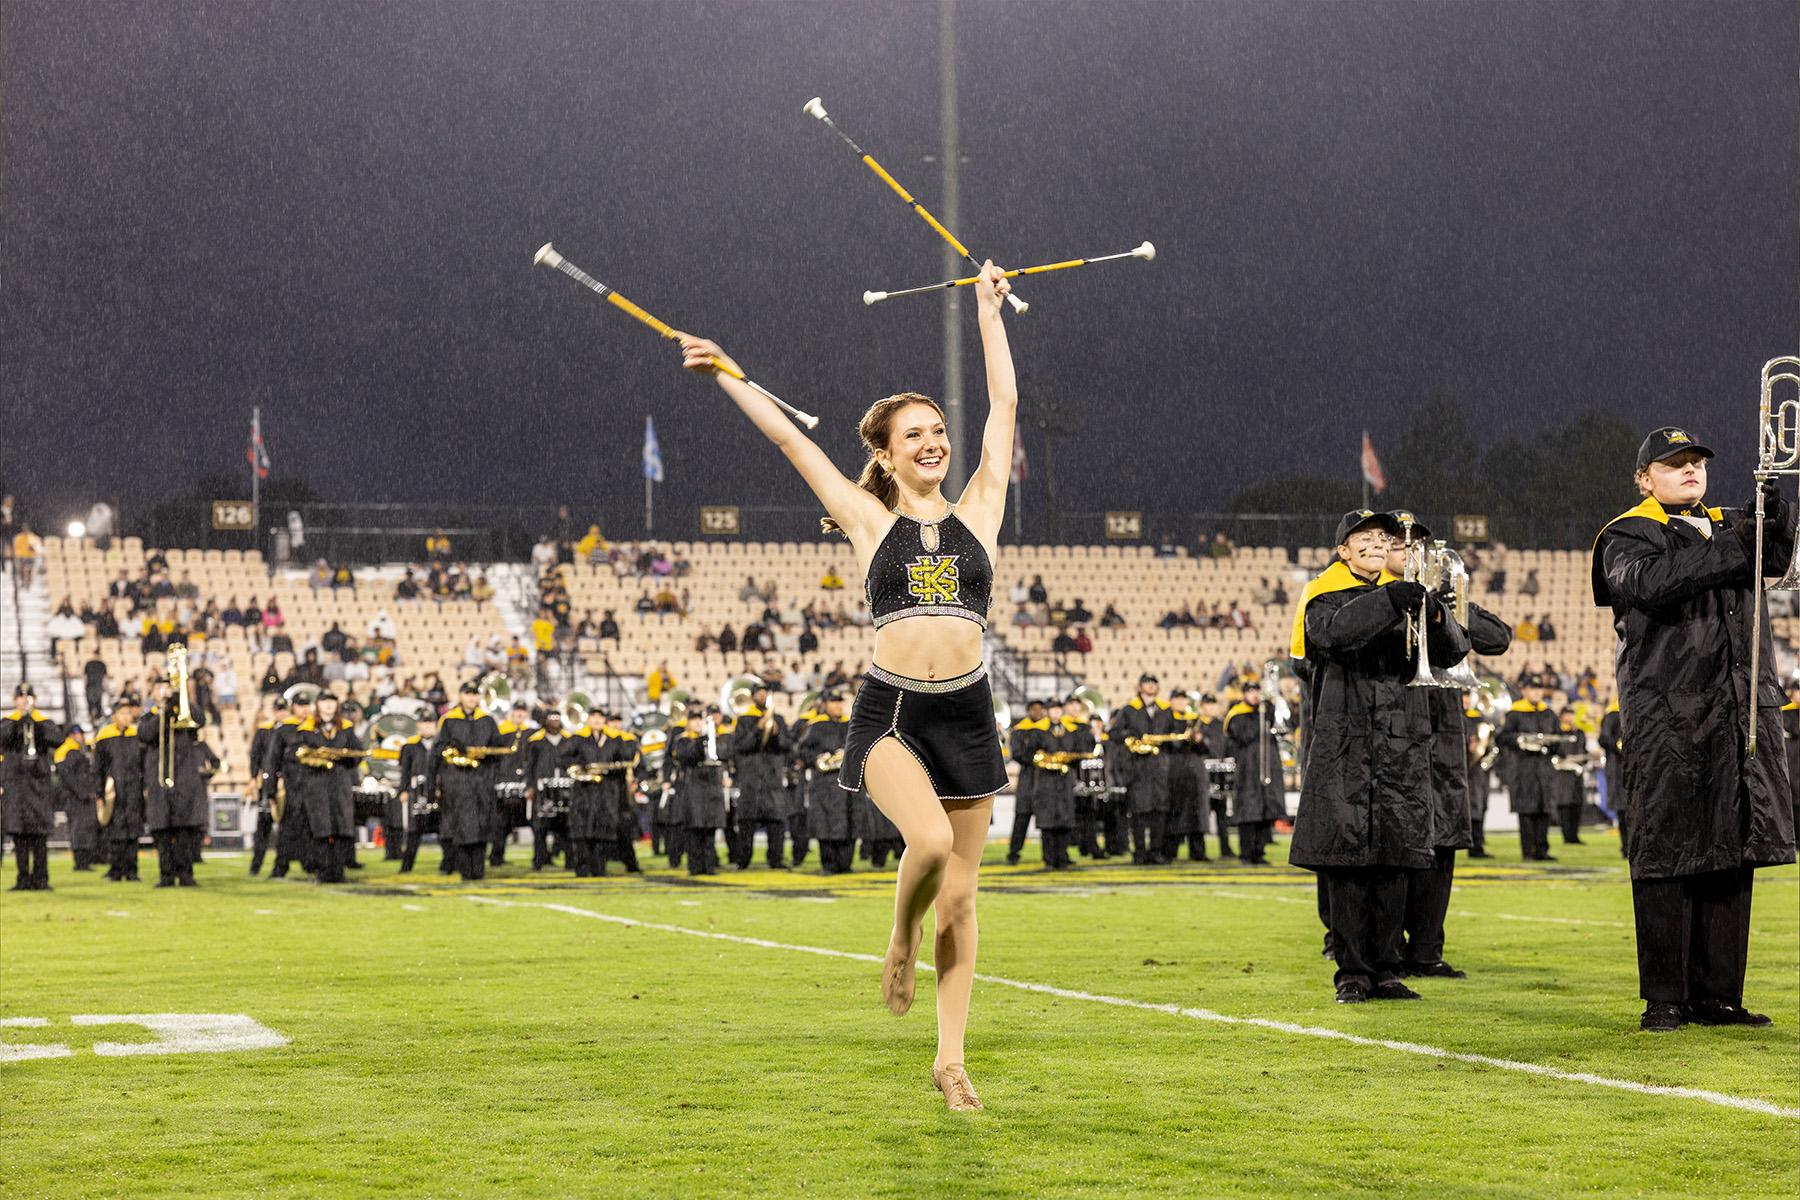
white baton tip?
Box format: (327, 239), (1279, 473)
(533, 242), (562, 268)
(803, 96), (828, 119)
(1008, 294), (1030, 314)
(1133, 241), (1156, 262)
(862, 290), (886, 306)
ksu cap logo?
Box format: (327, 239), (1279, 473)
(1666, 430), (1692, 444)
(1394, 510), (1416, 524)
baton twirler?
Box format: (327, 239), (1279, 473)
(533, 243), (819, 429)
(803, 96), (1029, 315)
(862, 242), (1156, 307)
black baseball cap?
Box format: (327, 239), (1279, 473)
(1637, 426), (1714, 470)
(1388, 510), (1433, 542)
(1138, 672), (1158, 684)
(1334, 509), (1402, 546)
(459, 679), (480, 694)
(13, 682), (33, 698)
(1199, 692), (1218, 703)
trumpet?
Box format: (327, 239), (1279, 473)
(1749, 355), (1800, 756)
(296, 745), (372, 770)
(568, 757), (638, 781)
(1513, 732), (1555, 754)
(813, 748), (846, 773)
(1031, 748), (1086, 774)
(440, 740), (518, 769)
(1125, 732), (1189, 756)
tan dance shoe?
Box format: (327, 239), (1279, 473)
(881, 941), (916, 1015)
(931, 1062), (984, 1112)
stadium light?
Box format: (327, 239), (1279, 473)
(66, 520), (86, 539)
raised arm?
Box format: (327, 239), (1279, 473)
(676, 334), (887, 544)
(954, 263), (1018, 546)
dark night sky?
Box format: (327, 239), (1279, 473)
(2, 0), (1796, 538)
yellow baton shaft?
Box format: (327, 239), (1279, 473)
(606, 291), (743, 379)
(863, 154), (972, 259)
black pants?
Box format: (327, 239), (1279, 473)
(613, 827), (641, 872)
(816, 837), (855, 873)
(1007, 809), (1032, 862)
(1317, 875), (1335, 958)
(1102, 800), (1129, 857)
(1040, 828), (1073, 869)
(250, 810), (274, 874)
(1210, 801), (1234, 856)
(1322, 865), (1406, 989)
(687, 828), (720, 875)
(1074, 799), (1101, 857)
(1403, 848), (1457, 966)
(657, 822), (681, 866)
(456, 840), (487, 881)
(1238, 820), (1275, 864)
(313, 835), (349, 883)
(186, 826), (205, 865)
(1469, 811), (1487, 855)
(9, 834), (49, 889)
(732, 818), (786, 869)
(107, 839), (141, 880)
(571, 837), (608, 877)
(1519, 814), (1551, 860)
(1130, 809), (1168, 864)
(152, 829), (195, 885)
(789, 808), (811, 864)
(533, 815), (568, 869)
(1631, 867), (1755, 1004)
(1557, 803), (1583, 844)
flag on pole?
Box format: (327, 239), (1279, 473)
(1010, 435), (1029, 484)
(642, 416), (665, 483)
(247, 411), (271, 479)
(1360, 431), (1387, 494)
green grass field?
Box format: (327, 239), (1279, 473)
(3, 833), (1796, 1199)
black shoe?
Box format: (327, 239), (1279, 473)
(1408, 960), (1467, 979)
(177, 877), (197, 887)
(1565, 838), (1584, 845)
(1336, 980), (1370, 1004)
(154, 880), (176, 888)
(346, 861), (365, 870)
(1640, 1002), (1684, 1032)
(1682, 1000), (1773, 1028)
(8, 881), (27, 892)
(1467, 850), (1493, 859)
(1536, 854), (1558, 862)
(1004, 856), (1020, 866)
(1372, 980), (1423, 1001)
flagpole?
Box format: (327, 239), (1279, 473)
(1361, 429), (1370, 510)
(1011, 477), (1021, 541)
(251, 405), (261, 535)
(645, 475), (653, 536)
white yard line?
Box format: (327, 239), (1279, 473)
(467, 895), (1798, 1121)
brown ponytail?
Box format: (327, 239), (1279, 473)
(820, 393), (943, 536)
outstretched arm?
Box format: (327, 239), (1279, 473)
(676, 334), (887, 544)
(955, 263), (1017, 547)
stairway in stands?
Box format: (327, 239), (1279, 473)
(0, 562), (65, 721)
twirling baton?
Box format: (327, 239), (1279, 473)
(533, 243), (819, 429)
(803, 96), (1029, 315)
(862, 242), (1156, 307)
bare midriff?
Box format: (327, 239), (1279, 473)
(871, 615), (984, 681)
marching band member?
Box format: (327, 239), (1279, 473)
(396, 711), (440, 874)
(526, 708), (571, 871)
(246, 700), (282, 875)
(1032, 698), (1085, 870)
(93, 698), (144, 882)
(794, 692), (856, 873)
(651, 712), (686, 869)
(1550, 709), (1588, 846)
(1599, 696), (1625, 854)
(1496, 678), (1559, 861)
(600, 712), (642, 873)
(292, 692), (361, 884)
(1224, 679), (1285, 867)
(264, 688), (315, 879)
(138, 675), (211, 888)
(1194, 694), (1233, 859)
(425, 680), (505, 882)
(491, 700), (533, 867)
(53, 724), (100, 872)
(1006, 700), (1050, 866)
(672, 703), (731, 876)
(2, 683), (61, 890)
(1164, 692), (1207, 863)
(1385, 512), (1513, 978)
(1781, 681), (1800, 831)
(1592, 426), (1796, 1031)
(730, 683), (791, 870)
(1110, 673), (1176, 865)
(1072, 713), (1108, 860)
(1464, 694), (1495, 859)
(565, 709), (621, 878)
(1289, 510), (1469, 1004)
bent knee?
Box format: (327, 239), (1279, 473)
(908, 829), (955, 871)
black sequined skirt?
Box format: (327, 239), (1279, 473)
(842, 664), (1008, 803)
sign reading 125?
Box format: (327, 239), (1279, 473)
(700, 505), (741, 536)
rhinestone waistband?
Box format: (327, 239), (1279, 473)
(865, 663), (987, 694)
(872, 606), (989, 631)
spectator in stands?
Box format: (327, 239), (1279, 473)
(1157, 532), (1179, 558)
(11, 523), (41, 586)
(108, 571), (132, 601)
(782, 661), (807, 693)
(368, 609), (397, 640)
(598, 610), (620, 643)
(146, 548), (169, 575)
(1228, 601), (1251, 630)
(647, 662), (676, 703)
(1516, 614), (1540, 642)
(1098, 602), (1125, 627)
(1067, 598), (1093, 624)
(1520, 568), (1540, 598)
(1012, 602), (1034, 629)
(322, 622), (348, 655)
(425, 529), (452, 559)
(798, 625), (819, 656)
(635, 589), (657, 618)
(1028, 574), (1048, 605)
(1051, 627), (1078, 659)
(1538, 614), (1559, 642)
(449, 567), (473, 602)
(94, 606), (119, 639)
(655, 583), (682, 615)
(530, 608), (555, 655)
(140, 616), (170, 657)
(1252, 577), (1275, 605)
(1158, 608), (1181, 630)
(213, 660), (238, 710)
(1209, 530), (1235, 559)
(308, 559), (331, 591)
(1008, 577), (1029, 605)
(1271, 579), (1290, 607)
(1048, 600), (1070, 627)
(290, 649), (326, 689)
(1073, 627), (1093, 655)
(332, 564), (355, 591)
(847, 602), (871, 628)
(84, 654), (109, 719)
(259, 662), (282, 695)
(825, 660), (849, 689)
(424, 673), (449, 711)
(174, 571), (199, 601)
(505, 637), (530, 684)
(262, 599), (284, 631)
(575, 524), (605, 562)
(471, 572), (494, 608)
(393, 570), (420, 603)
(148, 569), (175, 601)
(820, 566), (846, 590)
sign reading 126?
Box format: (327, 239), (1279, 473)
(211, 501), (255, 531)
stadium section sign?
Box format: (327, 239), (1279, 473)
(211, 500), (256, 531)
(1104, 511), (1143, 540)
(699, 505), (742, 536)
(1452, 513), (1490, 542)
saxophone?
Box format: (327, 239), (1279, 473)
(296, 746), (371, 770)
(1031, 749), (1086, 775)
(813, 748), (846, 773)
(1125, 732), (1189, 756)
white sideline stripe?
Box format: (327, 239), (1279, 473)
(467, 897), (1798, 1121)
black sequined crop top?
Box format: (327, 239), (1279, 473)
(865, 509), (993, 630)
